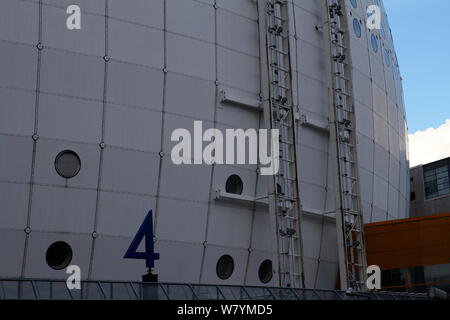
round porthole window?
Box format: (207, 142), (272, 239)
(46, 241), (73, 270)
(55, 150), (81, 179)
(350, 0), (358, 8)
(371, 34), (378, 53)
(353, 19), (361, 38)
(225, 175), (243, 195)
(258, 260), (273, 284)
(216, 255), (234, 280)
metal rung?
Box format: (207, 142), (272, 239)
(270, 63), (290, 73)
(269, 46), (289, 55)
(340, 174), (357, 181)
(272, 83), (291, 91)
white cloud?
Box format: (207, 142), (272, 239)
(409, 119), (450, 167)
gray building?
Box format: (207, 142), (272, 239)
(410, 157), (450, 218)
(0, 0), (409, 289)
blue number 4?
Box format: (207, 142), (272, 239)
(124, 210), (160, 269)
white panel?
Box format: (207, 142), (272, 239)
(101, 147), (159, 195)
(104, 104), (162, 152)
(218, 47), (259, 93)
(373, 175), (388, 212)
(38, 93), (103, 144)
(33, 139), (100, 189)
(0, 42), (37, 91)
(0, 135), (33, 183)
(165, 73), (215, 122)
(159, 159), (212, 202)
(374, 144), (389, 181)
(24, 232), (92, 279)
(217, 9), (258, 56)
(201, 246), (248, 285)
(0, 88), (35, 136)
(355, 103), (374, 140)
(43, 0), (105, 15)
(245, 251), (274, 286)
(207, 203), (253, 248)
(108, 0), (164, 28)
(108, 19), (164, 68)
(374, 113), (389, 147)
(217, 0), (257, 20)
(0, 0), (38, 45)
(167, 0), (215, 42)
(0, 230), (26, 278)
(167, 32), (216, 81)
(30, 185), (96, 233)
(96, 192), (156, 238)
(40, 49), (104, 100)
(155, 241), (204, 283)
(301, 216), (322, 260)
(43, 6), (105, 56)
(250, 209), (271, 251)
(315, 261), (338, 290)
(0, 183), (29, 230)
(107, 61), (164, 111)
(156, 198), (208, 243)
(90, 235), (146, 281)
(388, 184), (400, 219)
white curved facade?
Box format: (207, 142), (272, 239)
(0, 0), (409, 289)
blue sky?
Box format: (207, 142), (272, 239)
(384, 0), (450, 133)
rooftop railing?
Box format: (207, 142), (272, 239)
(0, 279), (429, 300)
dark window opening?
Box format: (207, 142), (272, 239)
(46, 241), (73, 270)
(216, 255), (234, 280)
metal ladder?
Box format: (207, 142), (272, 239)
(320, 0), (368, 291)
(257, 0), (305, 288)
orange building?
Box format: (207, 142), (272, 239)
(365, 213), (450, 293)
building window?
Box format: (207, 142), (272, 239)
(225, 175), (243, 195)
(424, 162), (450, 200)
(350, 0), (358, 8)
(384, 49), (391, 67)
(353, 19), (362, 38)
(216, 255), (234, 280)
(55, 150), (81, 179)
(258, 260), (273, 284)
(46, 241), (73, 270)
(371, 34), (378, 53)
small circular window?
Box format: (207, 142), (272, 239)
(55, 150), (81, 179)
(216, 255), (234, 280)
(258, 260), (273, 284)
(225, 175), (243, 195)
(46, 241), (73, 270)
(353, 19), (361, 38)
(371, 34), (378, 53)
(350, 0), (358, 8)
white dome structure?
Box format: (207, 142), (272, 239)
(0, 0), (409, 289)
